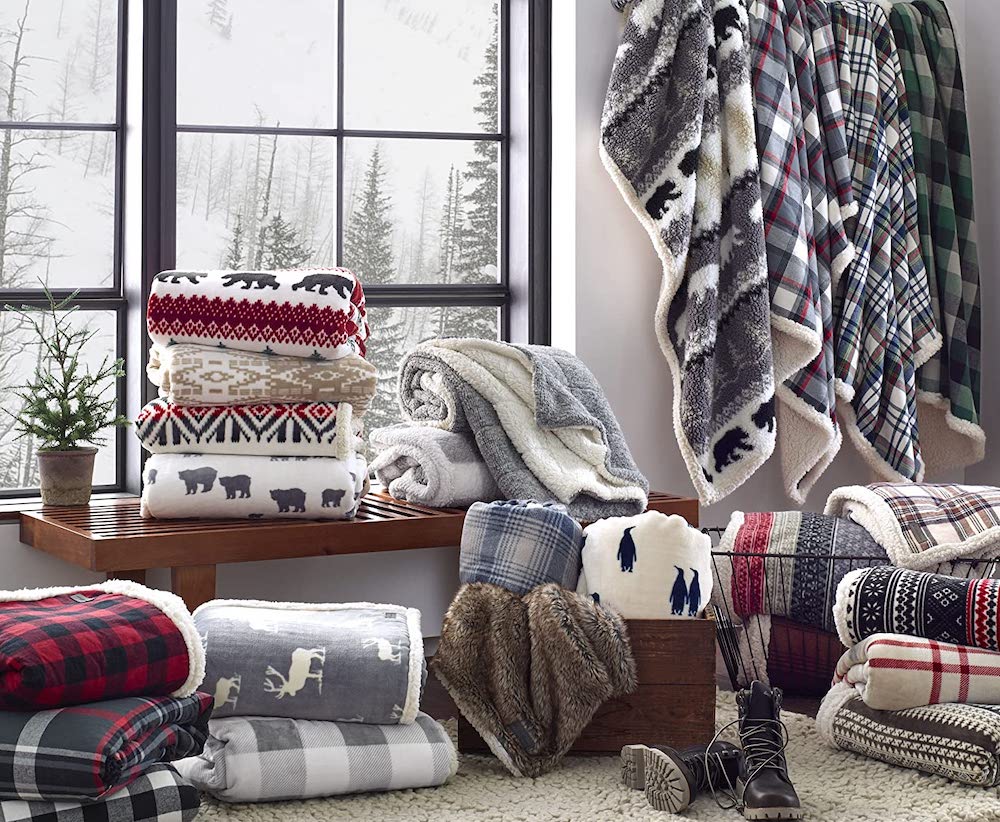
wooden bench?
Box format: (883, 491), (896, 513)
(17, 491), (698, 610)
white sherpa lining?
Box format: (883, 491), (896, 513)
(776, 383), (843, 505)
(831, 568), (865, 647)
(815, 681), (858, 746)
(915, 389), (987, 473)
(833, 400), (926, 484)
(195, 599), (424, 725)
(1, 580), (205, 696)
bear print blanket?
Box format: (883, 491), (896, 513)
(140, 453), (368, 520)
(193, 600), (424, 724)
(147, 269), (368, 359)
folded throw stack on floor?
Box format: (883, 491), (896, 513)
(398, 339), (648, 519)
(175, 713), (455, 803)
(194, 600), (424, 724)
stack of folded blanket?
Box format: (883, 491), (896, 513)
(139, 269), (376, 520)
(370, 338), (648, 518)
(0, 581), (211, 822)
(176, 599), (455, 802)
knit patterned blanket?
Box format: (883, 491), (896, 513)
(600, 0), (775, 505)
(148, 344), (377, 410)
(147, 269), (368, 359)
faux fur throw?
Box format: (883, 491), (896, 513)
(834, 634), (1000, 711)
(577, 510), (713, 619)
(135, 398), (363, 459)
(147, 269), (368, 359)
(398, 339), (648, 520)
(601, 0), (775, 504)
(432, 583), (637, 777)
(370, 425), (501, 508)
(147, 344), (377, 410)
(140, 453), (368, 521)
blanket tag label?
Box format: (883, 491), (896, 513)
(70, 593), (96, 603)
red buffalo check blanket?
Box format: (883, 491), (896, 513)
(0, 581), (205, 710)
(834, 633), (1000, 711)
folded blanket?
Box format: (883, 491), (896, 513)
(147, 269), (368, 359)
(460, 500), (582, 596)
(826, 482), (1000, 569)
(0, 581), (204, 711)
(834, 634), (1000, 711)
(817, 681), (1000, 787)
(148, 344), (377, 410)
(135, 398), (363, 459)
(432, 582), (637, 777)
(0, 694), (211, 802)
(577, 510), (712, 618)
(370, 425), (500, 508)
(835, 565), (1000, 651)
(0, 766), (200, 822)
(141, 452), (368, 520)
(176, 712), (455, 803)
(399, 339), (648, 519)
(194, 599), (423, 724)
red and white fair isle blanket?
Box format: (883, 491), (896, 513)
(147, 269), (368, 359)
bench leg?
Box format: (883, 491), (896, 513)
(107, 570), (147, 585)
(170, 565), (217, 612)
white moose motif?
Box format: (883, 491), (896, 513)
(263, 647), (327, 699)
(363, 637), (402, 664)
(213, 675), (241, 710)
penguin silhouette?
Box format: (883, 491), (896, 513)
(617, 526), (638, 573)
(591, 592), (601, 604)
(670, 566), (688, 615)
(687, 568), (701, 616)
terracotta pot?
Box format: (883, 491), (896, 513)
(37, 447), (98, 506)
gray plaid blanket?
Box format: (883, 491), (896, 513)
(176, 713), (456, 802)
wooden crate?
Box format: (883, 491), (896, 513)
(459, 616), (717, 755)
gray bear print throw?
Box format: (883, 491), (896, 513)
(194, 600), (425, 724)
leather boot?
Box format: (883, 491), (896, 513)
(620, 742), (741, 813)
(736, 681), (803, 820)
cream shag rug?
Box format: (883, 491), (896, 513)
(197, 692), (1000, 821)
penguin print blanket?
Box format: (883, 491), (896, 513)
(140, 452), (368, 520)
(576, 510), (713, 619)
(147, 269), (368, 359)
(193, 600), (425, 724)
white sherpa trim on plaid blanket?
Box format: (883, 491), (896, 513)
(0, 580), (205, 698)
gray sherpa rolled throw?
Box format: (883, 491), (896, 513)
(432, 582), (637, 778)
(601, 0), (776, 505)
(398, 339), (648, 520)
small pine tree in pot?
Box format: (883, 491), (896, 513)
(3, 288), (129, 505)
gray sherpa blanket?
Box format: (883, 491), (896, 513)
(601, 0), (775, 505)
(398, 339), (648, 520)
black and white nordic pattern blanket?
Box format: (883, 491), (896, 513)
(601, 0), (775, 504)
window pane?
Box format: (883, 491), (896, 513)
(365, 305), (499, 431)
(343, 138), (499, 286)
(344, 0), (499, 132)
(177, 1), (337, 128)
(0, 0), (118, 123)
(176, 132), (337, 270)
(0, 129), (115, 291)
(0, 309), (118, 493)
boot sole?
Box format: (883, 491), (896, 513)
(643, 748), (693, 813)
(741, 808), (804, 821)
(619, 745), (649, 790)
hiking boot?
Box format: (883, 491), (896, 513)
(736, 681), (803, 820)
(620, 742), (741, 813)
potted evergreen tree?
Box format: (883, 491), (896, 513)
(4, 289), (129, 505)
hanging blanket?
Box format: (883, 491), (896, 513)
(0, 694), (211, 802)
(148, 344), (377, 410)
(141, 453), (368, 521)
(826, 482), (1000, 569)
(834, 634), (1000, 711)
(147, 269), (368, 360)
(176, 713), (455, 803)
(600, 0), (775, 505)
(135, 398), (363, 458)
(0, 581), (204, 711)
(888, 2), (984, 472)
(398, 339), (648, 520)
(817, 681), (1000, 787)
(834, 565), (1000, 651)
(432, 583), (637, 777)
(0, 766), (200, 822)
(370, 425), (500, 508)
(193, 599), (424, 724)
